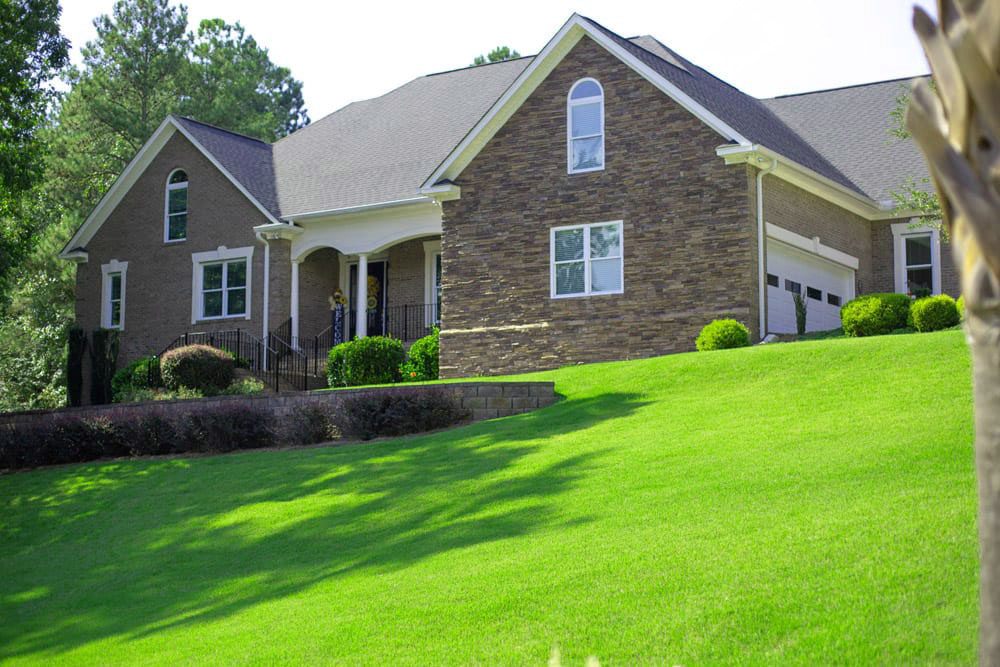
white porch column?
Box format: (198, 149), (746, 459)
(356, 253), (368, 338)
(291, 258), (301, 343)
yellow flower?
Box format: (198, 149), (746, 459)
(410, 371), (416, 377)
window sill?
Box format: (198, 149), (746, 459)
(195, 314), (250, 323)
(551, 290), (623, 299)
(567, 166), (605, 175)
(163, 238), (187, 246)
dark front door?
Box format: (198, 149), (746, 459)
(349, 260), (387, 337)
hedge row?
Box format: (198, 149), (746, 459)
(841, 293), (959, 336)
(0, 389), (468, 471)
(327, 329), (440, 387)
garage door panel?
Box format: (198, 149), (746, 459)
(767, 240), (854, 334)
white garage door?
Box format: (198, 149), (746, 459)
(766, 239), (854, 334)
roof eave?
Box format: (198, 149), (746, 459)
(283, 196), (436, 222)
(717, 144), (902, 221)
(420, 13), (751, 191)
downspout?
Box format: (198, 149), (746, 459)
(755, 155), (778, 340)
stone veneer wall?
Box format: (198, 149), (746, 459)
(0, 382), (558, 428)
(439, 36), (754, 378)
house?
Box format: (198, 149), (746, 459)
(59, 14), (950, 398)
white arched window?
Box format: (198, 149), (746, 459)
(165, 169), (188, 242)
(567, 78), (604, 173)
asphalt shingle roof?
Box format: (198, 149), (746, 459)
(173, 16), (925, 221)
(174, 117), (280, 219)
(762, 77), (930, 203)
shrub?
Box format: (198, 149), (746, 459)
(910, 295), (960, 332)
(112, 355), (161, 402)
(89, 328), (120, 404)
(284, 403), (339, 445)
(119, 413), (177, 457)
(840, 293), (912, 337)
(793, 293), (808, 336)
(333, 389), (470, 441)
(175, 406), (274, 453)
(401, 328), (439, 381)
(67, 327), (87, 407)
(220, 377), (265, 395)
(695, 319), (750, 351)
(160, 344), (235, 393)
(957, 295), (965, 320)
(326, 336), (405, 387)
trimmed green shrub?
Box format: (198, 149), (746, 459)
(840, 293), (912, 337)
(696, 319), (750, 351)
(910, 295), (960, 332)
(112, 355), (161, 402)
(333, 389), (470, 441)
(67, 327), (87, 407)
(220, 377), (265, 395)
(160, 344), (235, 393)
(175, 406), (274, 453)
(957, 295), (965, 320)
(401, 328), (439, 381)
(326, 336), (405, 387)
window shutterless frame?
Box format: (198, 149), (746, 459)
(190, 246), (253, 324)
(100, 259), (127, 330)
(164, 168), (188, 243)
(550, 220), (624, 298)
(567, 78), (605, 174)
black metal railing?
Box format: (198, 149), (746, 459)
(345, 303), (438, 343)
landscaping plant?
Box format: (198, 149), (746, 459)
(333, 389), (469, 440)
(89, 328), (120, 404)
(326, 336), (405, 387)
(840, 293), (911, 337)
(910, 295), (960, 333)
(695, 319), (750, 351)
(401, 328), (439, 381)
(793, 292), (808, 335)
(111, 354), (161, 401)
(160, 344), (235, 394)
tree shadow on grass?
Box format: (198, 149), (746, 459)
(0, 390), (650, 660)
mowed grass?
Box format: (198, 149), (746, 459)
(0, 330), (977, 664)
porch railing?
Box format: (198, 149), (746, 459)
(346, 303), (439, 343)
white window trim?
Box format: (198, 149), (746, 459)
(567, 78), (605, 174)
(190, 246), (253, 323)
(101, 259), (128, 330)
(423, 239), (442, 325)
(892, 220), (941, 295)
(550, 220), (624, 298)
(164, 168), (188, 243)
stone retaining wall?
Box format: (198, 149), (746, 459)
(0, 382), (558, 428)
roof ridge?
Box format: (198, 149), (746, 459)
(173, 115), (273, 146)
(425, 54), (536, 78)
(767, 74), (930, 100)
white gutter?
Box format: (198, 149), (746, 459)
(756, 155), (778, 340)
(285, 196), (432, 222)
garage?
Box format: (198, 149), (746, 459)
(766, 237), (855, 334)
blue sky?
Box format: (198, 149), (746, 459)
(59, 0), (937, 121)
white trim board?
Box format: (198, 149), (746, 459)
(891, 220), (942, 295)
(765, 222), (859, 270)
(190, 245), (255, 324)
(100, 259), (128, 330)
(420, 14), (750, 192)
(59, 116), (279, 261)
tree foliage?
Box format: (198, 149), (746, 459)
(471, 46), (521, 66)
(889, 81), (942, 227)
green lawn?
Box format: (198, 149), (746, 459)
(0, 330), (977, 664)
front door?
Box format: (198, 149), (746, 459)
(349, 260), (387, 337)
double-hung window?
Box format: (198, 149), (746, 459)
(892, 221), (940, 295)
(567, 78), (604, 173)
(551, 221), (623, 297)
(101, 259), (127, 330)
(165, 169), (188, 242)
(201, 259), (247, 319)
(191, 246), (253, 323)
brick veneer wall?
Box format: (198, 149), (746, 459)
(439, 36), (754, 378)
(76, 133), (273, 366)
(299, 247), (340, 339)
(0, 382), (558, 429)
(760, 174), (874, 293)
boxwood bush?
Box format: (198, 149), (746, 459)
(160, 344), (235, 393)
(910, 295), (960, 332)
(696, 319), (750, 351)
(326, 336), (405, 387)
(401, 328), (439, 381)
(957, 295), (965, 321)
(840, 293), (911, 337)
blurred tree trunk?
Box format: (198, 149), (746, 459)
(905, 1), (1000, 663)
